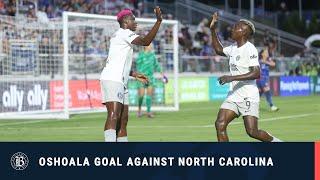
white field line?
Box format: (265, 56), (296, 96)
(0, 106), (212, 127)
(0, 113), (317, 130)
(0, 98), (317, 127)
(0, 119), (66, 127)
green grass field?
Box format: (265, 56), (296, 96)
(0, 96), (319, 142)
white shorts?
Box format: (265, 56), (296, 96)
(220, 100), (259, 118)
(100, 80), (129, 105)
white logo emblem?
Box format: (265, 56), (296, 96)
(11, 152), (29, 170)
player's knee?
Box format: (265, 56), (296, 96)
(246, 128), (259, 138)
(109, 113), (120, 123)
(215, 119), (227, 132)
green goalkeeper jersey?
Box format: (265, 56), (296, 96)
(136, 51), (162, 78)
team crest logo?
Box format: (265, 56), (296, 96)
(236, 55), (240, 61)
(117, 92), (124, 100)
(10, 152), (29, 170)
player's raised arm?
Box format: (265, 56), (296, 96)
(210, 12), (226, 56)
(131, 6), (162, 46)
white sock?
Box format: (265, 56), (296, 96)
(104, 129), (116, 142)
(268, 132), (283, 142)
(117, 136), (128, 142)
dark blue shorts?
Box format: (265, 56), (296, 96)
(256, 78), (269, 89)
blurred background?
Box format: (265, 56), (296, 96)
(0, 0), (319, 141)
(0, 0), (319, 76)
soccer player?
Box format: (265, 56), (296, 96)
(210, 12), (281, 142)
(100, 7), (162, 142)
(136, 44), (164, 118)
(256, 48), (279, 111)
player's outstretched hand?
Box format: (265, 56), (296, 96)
(154, 6), (162, 22)
(135, 73), (149, 84)
(218, 75), (233, 85)
(210, 12), (219, 30)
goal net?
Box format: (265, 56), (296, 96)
(0, 15), (67, 119)
(0, 12), (179, 119)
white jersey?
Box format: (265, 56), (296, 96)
(223, 41), (260, 102)
(100, 28), (139, 86)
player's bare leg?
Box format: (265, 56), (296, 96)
(117, 105), (129, 142)
(263, 86), (279, 111)
(146, 86), (154, 118)
(243, 116), (281, 142)
(137, 88), (145, 117)
(104, 102), (123, 142)
(215, 109), (238, 142)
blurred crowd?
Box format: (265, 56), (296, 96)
(288, 49), (320, 76)
(0, 0), (319, 75)
(0, 0), (178, 76)
(0, 0), (144, 18)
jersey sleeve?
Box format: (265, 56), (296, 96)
(222, 45), (232, 57)
(248, 46), (259, 67)
(123, 29), (140, 44)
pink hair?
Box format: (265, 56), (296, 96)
(117, 9), (133, 21)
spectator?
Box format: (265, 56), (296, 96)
(178, 26), (193, 54)
(46, 5), (56, 18)
(26, 7), (37, 19)
(86, 40), (100, 54)
(70, 30), (85, 53)
(37, 6), (50, 23)
(0, 0), (5, 15)
(278, 2), (289, 30)
(164, 28), (173, 44)
(302, 62), (318, 76)
(98, 42), (107, 55)
(200, 36), (213, 56)
(267, 40), (277, 57)
(263, 29), (275, 46)
(223, 26), (232, 41)
(197, 18), (210, 35)
(7, 1), (16, 16)
(200, 36), (213, 72)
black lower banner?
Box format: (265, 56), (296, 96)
(0, 143), (316, 180)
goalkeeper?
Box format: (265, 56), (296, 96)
(136, 44), (166, 118)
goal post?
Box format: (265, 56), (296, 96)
(0, 15), (69, 119)
(0, 12), (180, 120)
(62, 11), (180, 114)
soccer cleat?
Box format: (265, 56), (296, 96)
(147, 113), (154, 118)
(271, 106), (279, 112)
(137, 111), (143, 118)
